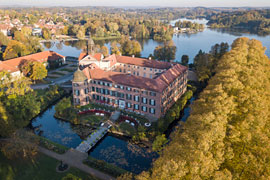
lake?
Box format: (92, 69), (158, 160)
(43, 18), (270, 63)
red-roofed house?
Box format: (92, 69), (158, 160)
(0, 51), (65, 78)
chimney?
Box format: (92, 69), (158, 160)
(132, 55), (135, 58)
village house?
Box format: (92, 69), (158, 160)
(72, 38), (187, 120)
(0, 51), (66, 78)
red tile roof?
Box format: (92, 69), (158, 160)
(78, 52), (87, 61)
(93, 53), (102, 61)
(0, 51), (65, 73)
(116, 55), (171, 69)
(157, 64), (187, 85)
(82, 63), (187, 93)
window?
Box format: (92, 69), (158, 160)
(150, 74), (152, 79)
(134, 104), (139, 110)
(141, 106), (147, 112)
(142, 97), (147, 104)
(92, 94), (96, 99)
(144, 67), (146, 70)
(127, 103), (131, 108)
(120, 86), (124, 90)
(126, 87), (131, 91)
(150, 108), (155, 114)
(150, 68), (152, 71)
(126, 94), (132, 100)
(159, 69), (162, 72)
(109, 83), (112, 87)
(134, 95), (140, 102)
(86, 96), (89, 102)
(93, 80), (96, 84)
(119, 68), (122, 72)
(137, 72), (139, 76)
(92, 87), (95, 91)
(96, 87), (99, 93)
(74, 98), (80, 103)
(100, 88), (104, 94)
(75, 90), (80, 96)
(150, 99), (156, 106)
(143, 73), (146, 77)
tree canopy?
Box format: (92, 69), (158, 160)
(135, 37), (270, 180)
(154, 40), (176, 62)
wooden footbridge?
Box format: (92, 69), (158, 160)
(75, 123), (111, 153)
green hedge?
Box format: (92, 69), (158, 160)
(83, 156), (129, 177)
(38, 136), (68, 154)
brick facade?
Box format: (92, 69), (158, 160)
(73, 53), (187, 120)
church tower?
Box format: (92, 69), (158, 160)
(87, 36), (95, 55)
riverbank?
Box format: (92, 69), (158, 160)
(40, 35), (121, 43)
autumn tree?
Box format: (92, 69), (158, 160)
(120, 37), (141, 57)
(181, 55), (189, 66)
(111, 41), (121, 55)
(19, 60), (47, 81)
(100, 46), (109, 56)
(76, 26), (85, 40)
(154, 40), (176, 62)
(136, 37), (270, 180)
(42, 27), (51, 40)
(3, 40), (30, 60)
(152, 134), (168, 153)
(1, 130), (39, 160)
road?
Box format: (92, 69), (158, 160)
(31, 74), (73, 89)
(39, 147), (116, 180)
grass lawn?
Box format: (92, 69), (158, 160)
(119, 122), (137, 136)
(79, 115), (105, 125)
(0, 152), (98, 180)
(79, 103), (116, 112)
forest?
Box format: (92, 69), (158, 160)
(116, 38), (270, 179)
(207, 9), (270, 35)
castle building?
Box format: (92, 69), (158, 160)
(72, 38), (187, 120)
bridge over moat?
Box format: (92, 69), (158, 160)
(75, 123), (112, 153)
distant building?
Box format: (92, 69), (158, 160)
(32, 28), (42, 36)
(0, 51), (65, 78)
(72, 38), (187, 120)
(0, 24), (12, 36)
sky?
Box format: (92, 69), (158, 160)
(0, 0), (269, 7)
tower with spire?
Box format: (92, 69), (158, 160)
(87, 35), (95, 55)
